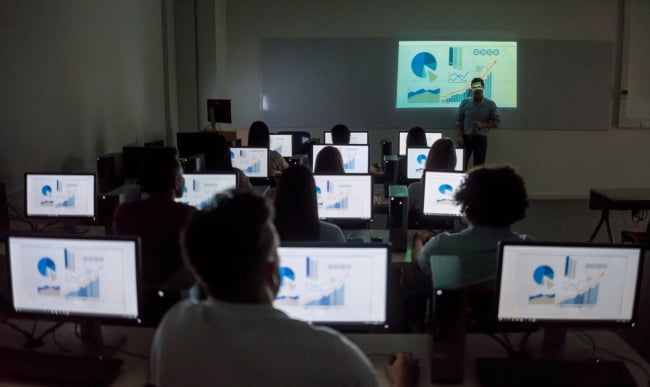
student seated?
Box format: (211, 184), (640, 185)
(150, 191), (419, 387)
(314, 145), (345, 174)
(248, 120), (289, 178)
(331, 123), (351, 145)
(209, 132), (253, 192)
(405, 126), (428, 148)
(274, 165), (346, 243)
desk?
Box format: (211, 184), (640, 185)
(589, 189), (650, 242)
(2, 323), (649, 386)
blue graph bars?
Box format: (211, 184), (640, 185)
(449, 47), (462, 69)
(560, 282), (599, 305)
(442, 72), (493, 103)
(67, 277), (100, 298)
(64, 249), (75, 271)
(343, 158), (356, 171)
(306, 257), (318, 279)
(564, 256), (577, 279)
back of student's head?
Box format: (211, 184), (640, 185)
(248, 120), (270, 148)
(209, 133), (234, 170)
(314, 146), (345, 174)
(274, 165), (320, 241)
(182, 191), (276, 302)
(406, 126), (428, 148)
(454, 165), (528, 227)
(426, 138), (457, 171)
(139, 152), (183, 195)
(331, 124), (350, 145)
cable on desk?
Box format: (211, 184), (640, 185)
(486, 332), (514, 356)
(38, 219), (62, 232)
(104, 345), (149, 359)
(570, 329), (597, 360)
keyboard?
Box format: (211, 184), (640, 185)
(0, 346), (123, 386)
(476, 356), (637, 387)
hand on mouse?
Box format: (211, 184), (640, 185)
(385, 352), (419, 387)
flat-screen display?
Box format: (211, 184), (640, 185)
(323, 131), (369, 145)
(454, 148), (464, 171)
(8, 235), (141, 321)
(312, 145), (369, 174)
(175, 173), (237, 209)
(313, 174), (373, 220)
(396, 41), (517, 108)
(422, 171), (466, 216)
(398, 131), (443, 156)
(496, 242), (643, 325)
(274, 244), (388, 327)
(230, 147), (269, 178)
(406, 147), (430, 180)
(269, 134), (293, 157)
(25, 174), (96, 219)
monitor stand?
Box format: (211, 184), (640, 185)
(75, 321), (126, 357)
(62, 219), (90, 234)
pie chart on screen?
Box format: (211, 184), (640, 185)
(411, 52), (437, 80)
(438, 184), (453, 194)
(533, 265), (554, 286)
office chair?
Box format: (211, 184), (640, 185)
(620, 219), (649, 247)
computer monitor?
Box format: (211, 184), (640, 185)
(175, 173), (238, 209)
(312, 144), (369, 174)
(7, 234), (141, 322)
(454, 147), (465, 171)
(422, 171), (466, 216)
(496, 241), (643, 326)
(398, 131), (443, 156)
(229, 147), (269, 178)
(313, 174), (373, 220)
(274, 243), (389, 330)
(206, 99), (232, 124)
(406, 147), (430, 180)
(122, 146), (178, 182)
(25, 173), (96, 220)
(269, 134), (293, 157)
(323, 131), (369, 145)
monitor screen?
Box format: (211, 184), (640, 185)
(7, 235), (141, 321)
(312, 145), (369, 174)
(230, 147), (269, 178)
(206, 99), (232, 124)
(454, 147), (464, 171)
(496, 242), (643, 325)
(422, 171), (465, 216)
(175, 173), (237, 209)
(25, 174), (96, 219)
(323, 131), (368, 145)
(269, 134), (293, 157)
(406, 147), (430, 180)
(274, 244), (388, 327)
(313, 174), (373, 220)
(398, 131), (442, 156)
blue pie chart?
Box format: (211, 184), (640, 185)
(41, 185), (52, 196)
(533, 265), (554, 285)
(315, 186), (322, 195)
(411, 52), (437, 78)
(279, 267), (295, 286)
(438, 184), (453, 194)
(417, 154), (427, 164)
(37, 257), (56, 277)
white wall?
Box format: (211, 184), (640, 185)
(222, 0), (650, 198)
(0, 0), (167, 194)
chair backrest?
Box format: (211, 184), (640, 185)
(429, 248), (498, 290)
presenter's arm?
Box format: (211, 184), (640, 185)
(455, 101), (466, 146)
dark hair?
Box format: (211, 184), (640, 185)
(454, 165), (528, 227)
(248, 120), (270, 148)
(426, 138), (457, 171)
(331, 124), (350, 145)
(182, 191), (276, 302)
(139, 152), (182, 194)
(314, 146), (345, 174)
(471, 77), (484, 87)
(274, 165), (320, 241)
(406, 126), (427, 148)
(208, 133), (234, 170)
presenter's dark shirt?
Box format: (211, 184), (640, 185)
(113, 198), (196, 288)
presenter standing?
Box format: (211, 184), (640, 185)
(455, 77), (500, 167)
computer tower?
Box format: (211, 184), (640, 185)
(96, 153), (124, 194)
(429, 288), (467, 384)
(388, 185), (408, 251)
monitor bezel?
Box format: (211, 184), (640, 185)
(311, 144), (370, 174)
(24, 172), (97, 221)
(322, 130), (369, 145)
(5, 232), (143, 325)
(275, 242), (391, 332)
(312, 173), (374, 221)
(495, 240), (644, 328)
(176, 172), (239, 209)
(421, 170), (466, 217)
(229, 146), (271, 179)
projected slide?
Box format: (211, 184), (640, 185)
(26, 175), (95, 217)
(422, 171), (465, 216)
(398, 132), (442, 156)
(269, 134), (293, 157)
(407, 148), (430, 179)
(230, 148), (269, 178)
(9, 237), (139, 318)
(396, 41), (517, 108)
(176, 174), (237, 209)
(498, 245), (641, 321)
(314, 175), (372, 219)
(274, 246), (387, 323)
